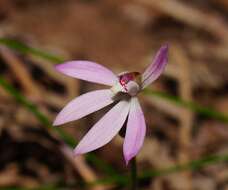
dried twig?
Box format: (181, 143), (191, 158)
(172, 44), (193, 190)
(61, 146), (107, 190)
(172, 44), (193, 155)
(138, 0), (228, 42)
(0, 47), (41, 97)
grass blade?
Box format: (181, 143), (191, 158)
(0, 76), (118, 177)
(89, 153), (228, 186)
(0, 76), (76, 146)
(139, 154), (228, 179)
(143, 89), (228, 123)
(0, 38), (64, 63)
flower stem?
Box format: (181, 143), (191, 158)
(130, 157), (138, 190)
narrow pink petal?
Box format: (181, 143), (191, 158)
(74, 100), (130, 155)
(123, 97), (146, 165)
(53, 89), (114, 126)
(142, 44), (168, 88)
(55, 61), (118, 86)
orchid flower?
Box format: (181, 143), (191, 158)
(53, 44), (168, 164)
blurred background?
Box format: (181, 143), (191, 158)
(0, 0), (228, 189)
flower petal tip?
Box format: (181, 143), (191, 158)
(124, 153), (134, 166)
(125, 159), (130, 166)
(141, 43), (169, 88)
(52, 115), (64, 126)
(52, 119), (60, 126)
(160, 44), (169, 56)
(162, 43), (169, 49)
(54, 64), (64, 72)
(73, 148), (82, 156)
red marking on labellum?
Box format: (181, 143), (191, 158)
(119, 72), (140, 91)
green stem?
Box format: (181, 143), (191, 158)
(130, 157), (138, 190)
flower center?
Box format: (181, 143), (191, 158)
(119, 72), (140, 91)
(111, 72), (141, 96)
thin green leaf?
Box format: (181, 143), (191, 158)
(143, 89), (228, 123)
(89, 153), (228, 186)
(139, 154), (228, 179)
(0, 38), (64, 63)
(2, 152), (228, 189)
(0, 76), (75, 146)
(0, 76), (119, 177)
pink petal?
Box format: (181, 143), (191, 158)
(74, 100), (130, 155)
(123, 97), (146, 165)
(142, 44), (168, 88)
(55, 61), (118, 86)
(53, 89), (114, 126)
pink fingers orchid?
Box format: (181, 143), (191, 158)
(53, 44), (169, 164)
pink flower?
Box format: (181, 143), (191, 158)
(53, 45), (168, 164)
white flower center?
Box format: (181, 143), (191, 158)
(111, 72), (141, 96)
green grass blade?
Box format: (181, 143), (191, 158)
(2, 153), (228, 188)
(89, 153), (228, 186)
(0, 76), (76, 146)
(0, 76), (119, 177)
(0, 38), (64, 63)
(139, 154), (228, 179)
(143, 89), (228, 123)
